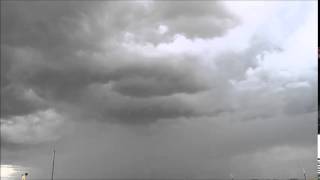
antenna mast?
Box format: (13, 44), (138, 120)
(230, 173), (234, 180)
(51, 148), (56, 180)
(302, 168), (306, 180)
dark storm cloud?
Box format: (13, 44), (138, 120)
(2, 48), (210, 116)
(28, 59), (207, 98)
(1, 0), (218, 121)
(1, 84), (48, 118)
(80, 85), (199, 124)
(1, 45), (10, 88)
(111, 76), (203, 97)
(1, 1), (238, 50)
(1, 1), (108, 50)
(2, 43), (209, 124)
(110, 60), (209, 97)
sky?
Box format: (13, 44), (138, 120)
(0, 1), (318, 179)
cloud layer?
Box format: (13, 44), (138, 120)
(1, 1), (317, 179)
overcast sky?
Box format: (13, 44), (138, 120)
(0, 1), (318, 179)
